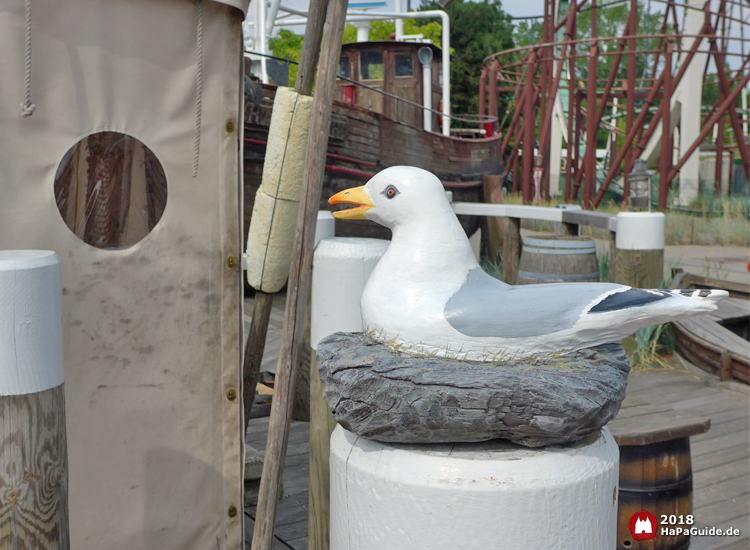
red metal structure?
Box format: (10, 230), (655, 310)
(480, 0), (750, 209)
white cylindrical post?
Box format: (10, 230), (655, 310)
(354, 20), (370, 42)
(614, 212), (666, 288)
(309, 237), (389, 550)
(256, 0), (268, 84)
(421, 60), (432, 132)
(330, 426), (619, 550)
(394, 0), (404, 40)
(0, 250), (69, 548)
(310, 238), (389, 349)
(315, 210), (336, 248)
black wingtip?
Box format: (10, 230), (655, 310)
(590, 289), (669, 313)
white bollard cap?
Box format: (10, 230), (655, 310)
(311, 238), (388, 350)
(615, 212), (666, 251)
(0, 250), (64, 395)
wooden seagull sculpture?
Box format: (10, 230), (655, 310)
(329, 166), (727, 361)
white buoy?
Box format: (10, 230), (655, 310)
(330, 425), (619, 550)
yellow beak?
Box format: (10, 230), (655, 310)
(328, 186), (374, 220)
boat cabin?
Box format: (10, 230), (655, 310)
(336, 41), (443, 131)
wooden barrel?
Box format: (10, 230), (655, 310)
(517, 236), (600, 285)
(617, 438), (693, 550)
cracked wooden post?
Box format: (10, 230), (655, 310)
(614, 213), (665, 289)
(0, 250), (68, 549)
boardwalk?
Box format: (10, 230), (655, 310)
(243, 294), (749, 550)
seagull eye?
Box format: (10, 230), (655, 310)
(382, 185), (399, 199)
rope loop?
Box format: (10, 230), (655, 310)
(193, 0), (203, 177)
(21, 0), (35, 117)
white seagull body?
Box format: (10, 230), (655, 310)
(329, 166), (727, 361)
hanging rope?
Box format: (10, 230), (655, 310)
(21, 0), (35, 117)
(193, 0), (203, 177)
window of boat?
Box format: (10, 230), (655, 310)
(360, 51), (384, 80)
(395, 54), (413, 77)
(339, 56), (350, 79)
(54, 132), (168, 250)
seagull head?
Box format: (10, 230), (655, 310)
(328, 166), (449, 230)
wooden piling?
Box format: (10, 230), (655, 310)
(502, 217), (522, 285)
(251, 0), (349, 547)
(0, 251), (68, 549)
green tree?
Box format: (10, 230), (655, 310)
(269, 29), (304, 87)
(571, 2), (666, 83)
(343, 19), (444, 46)
(419, 0), (515, 123)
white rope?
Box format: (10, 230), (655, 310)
(21, 0), (35, 117)
(193, 0), (203, 177)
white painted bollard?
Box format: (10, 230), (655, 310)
(309, 237), (389, 549)
(0, 250), (69, 548)
(330, 426), (619, 550)
(310, 238), (389, 348)
(614, 212), (666, 288)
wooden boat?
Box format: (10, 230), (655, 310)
(669, 270), (750, 384)
(242, 40), (504, 245)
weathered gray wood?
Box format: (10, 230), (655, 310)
(309, 353), (337, 550)
(317, 332), (630, 447)
(561, 210), (616, 230)
(482, 175), (504, 264)
(609, 406), (710, 446)
(252, 0), (349, 547)
(245, 418), (310, 550)
(614, 248), (664, 288)
(502, 217), (521, 284)
(244, 292), (275, 434)
(0, 384), (69, 549)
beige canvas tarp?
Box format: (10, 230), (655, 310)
(0, 0), (248, 547)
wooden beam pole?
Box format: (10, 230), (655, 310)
(251, 0), (349, 547)
(242, 0), (329, 434)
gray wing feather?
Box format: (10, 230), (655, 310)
(444, 267), (623, 338)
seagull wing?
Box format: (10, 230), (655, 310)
(444, 267), (725, 345)
(443, 267), (629, 338)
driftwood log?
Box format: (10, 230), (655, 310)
(317, 332), (630, 447)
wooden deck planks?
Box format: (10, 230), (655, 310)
(244, 295), (749, 549)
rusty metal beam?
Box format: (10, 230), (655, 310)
(584, 45), (598, 209)
(664, 69), (750, 185)
(709, 37), (750, 180)
(522, 52), (538, 204)
(623, 0), (637, 208)
(592, 72), (666, 207)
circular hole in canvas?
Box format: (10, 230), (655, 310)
(54, 132), (168, 250)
